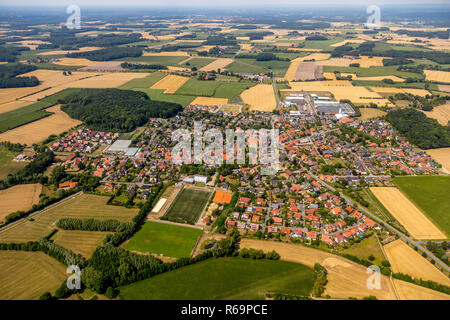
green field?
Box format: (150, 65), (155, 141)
(0, 88), (81, 133)
(342, 235), (386, 266)
(174, 78), (256, 99)
(352, 80), (438, 90)
(132, 88), (195, 106)
(0, 147), (27, 179)
(394, 176), (450, 237)
(119, 257), (315, 300)
(163, 188), (211, 224)
(125, 221), (202, 258)
(182, 58), (215, 69)
(226, 58), (289, 77)
(119, 72), (167, 89)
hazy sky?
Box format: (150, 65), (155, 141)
(1, 0), (447, 7)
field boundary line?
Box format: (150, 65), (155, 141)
(147, 218), (203, 230)
(160, 184), (184, 219)
(189, 230), (204, 258)
(376, 234), (400, 300)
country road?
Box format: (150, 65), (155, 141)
(307, 169), (450, 274)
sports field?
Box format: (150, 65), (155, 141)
(393, 176), (450, 238)
(163, 188), (211, 224)
(125, 221), (202, 258)
(0, 251), (67, 300)
(0, 193), (138, 243)
(119, 257), (315, 300)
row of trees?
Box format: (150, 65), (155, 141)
(120, 62), (167, 70)
(67, 46), (142, 61)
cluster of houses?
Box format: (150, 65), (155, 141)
(50, 129), (118, 154)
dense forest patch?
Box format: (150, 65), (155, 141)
(59, 88), (182, 132)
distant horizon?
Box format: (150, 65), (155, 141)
(1, 1), (449, 8)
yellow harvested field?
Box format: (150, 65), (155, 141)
(316, 58), (353, 67)
(0, 70), (101, 103)
(190, 97), (228, 106)
(13, 40), (51, 50)
(285, 83), (392, 106)
(359, 108), (387, 120)
(241, 84), (277, 112)
(240, 239), (397, 300)
(323, 72), (336, 80)
(201, 58), (234, 72)
(143, 51), (189, 56)
(167, 66), (188, 72)
(0, 184), (42, 222)
(236, 36), (250, 41)
(425, 147), (450, 173)
(369, 87), (430, 97)
(393, 279), (450, 300)
(370, 187), (446, 240)
(0, 251), (67, 300)
(0, 193), (138, 243)
(40, 46), (102, 55)
(52, 230), (110, 258)
(0, 100), (34, 115)
(284, 53), (331, 81)
(422, 103), (450, 126)
(424, 70), (450, 83)
(358, 56), (385, 68)
(340, 73), (405, 82)
(0, 105), (82, 145)
(385, 240), (450, 286)
(53, 58), (97, 66)
(438, 84), (450, 92)
(240, 43), (253, 51)
(151, 74), (189, 94)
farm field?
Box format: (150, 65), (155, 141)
(125, 221), (202, 258)
(0, 100), (34, 115)
(122, 55), (186, 66)
(190, 96), (228, 106)
(151, 74), (189, 94)
(393, 279), (450, 300)
(425, 147), (450, 173)
(119, 257), (315, 300)
(241, 84), (277, 112)
(0, 193), (138, 243)
(175, 78), (220, 96)
(322, 65), (423, 79)
(200, 58), (233, 72)
(182, 57), (215, 69)
(0, 251), (67, 300)
(51, 230), (110, 258)
(0, 184), (42, 223)
(119, 72), (167, 89)
(369, 87), (431, 97)
(422, 103), (450, 126)
(424, 70), (450, 83)
(370, 187), (446, 240)
(0, 147), (27, 180)
(341, 235), (385, 266)
(53, 58), (97, 66)
(393, 176), (450, 238)
(240, 239), (397, 299)
(0, 105), (82, 145)
(384, 240), (450, 286)
(133, 88), (194, 106)
(163, 188), (211, 224)
(358, 108), (387, 120)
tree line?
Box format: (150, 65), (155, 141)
(67, 46), (143, 61)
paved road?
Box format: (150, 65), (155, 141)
(307, 169), (450, 274)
